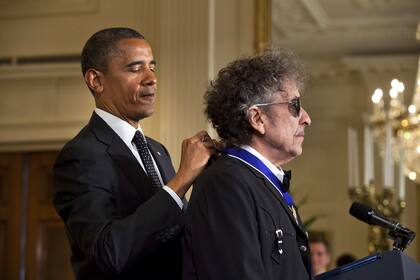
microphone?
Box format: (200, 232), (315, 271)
(350, 202), (404, 232)
(349, 202), (416, 251)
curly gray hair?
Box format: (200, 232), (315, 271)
(205, 47), (305, 146)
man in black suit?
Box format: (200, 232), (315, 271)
(53, 27), (213, 280)
(183, 48), (312, 280)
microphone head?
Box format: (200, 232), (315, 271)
(349, 202), (374, 225)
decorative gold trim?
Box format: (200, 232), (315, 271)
(254, 0), (272, 53)
(349, 186), (406, 253)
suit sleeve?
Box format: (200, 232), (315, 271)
(53, 143), (182, 275)
(183, 166), (267, 280)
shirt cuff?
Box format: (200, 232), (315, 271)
(163, 185), (184, 209)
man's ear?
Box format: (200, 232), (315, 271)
(247, 107), (266, 135)
(84, 69), (103, 95)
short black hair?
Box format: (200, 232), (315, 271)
(81, 27), (145, 76)
(205, 47), (305, 146)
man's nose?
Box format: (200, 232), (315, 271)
(143, 69), (157, 86)
(300, 108), (311, 126)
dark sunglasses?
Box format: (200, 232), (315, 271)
(253, 97), (301, 117)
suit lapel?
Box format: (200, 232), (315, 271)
(262, 176), (307, 235)
(88, 113), (157, 201)
(238, 159), (307, 236)
(147, 137), (175, 184)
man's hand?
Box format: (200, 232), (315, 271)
(167, 131), (216, 198)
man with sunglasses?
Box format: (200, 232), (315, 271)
(183, 48), (312, 280)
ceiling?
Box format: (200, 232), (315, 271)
(271, 0), (420, 59)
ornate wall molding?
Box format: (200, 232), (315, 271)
(341, 54), (418, 74)
(0, 0), (99, 18)
(271, 0), (419, 57)
(0, 120), (88, 151)
(0, 64), (80, 80)
(304, 54), (418, 79)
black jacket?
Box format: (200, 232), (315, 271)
(183, 154), (312, 280)
(53, 112), (183, 280)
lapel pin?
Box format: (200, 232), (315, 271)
(157, 151), (161, 156)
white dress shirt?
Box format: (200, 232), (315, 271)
(241, 145), (299, 223)
(95, 108), (183, 209)
(241, 145), (285, 195)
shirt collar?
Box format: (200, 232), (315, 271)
(94, 108), (144, 148)
(241, 145), (285, 182)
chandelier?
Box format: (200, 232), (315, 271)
(345, 57), (419, 254)
(369, 57), (420, 185)
(345, 24), (419, 254)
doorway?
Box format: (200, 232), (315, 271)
(0, 151), (73, 280)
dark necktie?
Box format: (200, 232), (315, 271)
(281, 170), (292, 193)
(132, 130), (162, 190)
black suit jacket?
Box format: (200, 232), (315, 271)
(53, 112), (183, 280)
(183, 154), (312, 280)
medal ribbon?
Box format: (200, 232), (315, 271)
(224, 147), (294, 206)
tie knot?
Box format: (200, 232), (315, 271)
(132, 130), (162, 190)
(134, 130), (143, 138)
(132, 131), (150, 157)
(281, 170), (292, 192)
(133, 130), (146, 143)
(284, 170), (292, 180)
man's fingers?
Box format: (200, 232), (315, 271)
(202, 140), (215, 150)
(194, 130), (209, 140)
(184, 130), (220, 155)
(188, 130), (214, 145)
